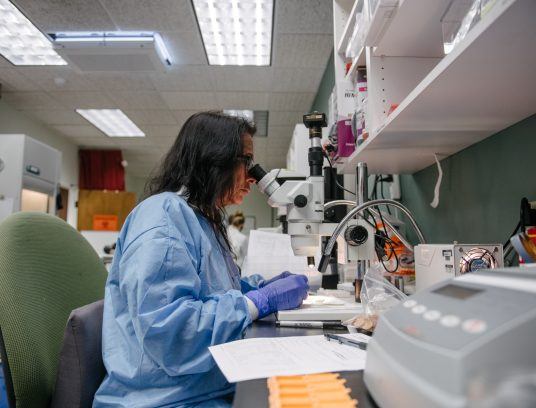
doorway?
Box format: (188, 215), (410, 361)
(57, 187), (69, 221)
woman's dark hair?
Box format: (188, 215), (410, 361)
(144, 111), (256, 249)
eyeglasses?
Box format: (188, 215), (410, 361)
(237, 154), (254, 170)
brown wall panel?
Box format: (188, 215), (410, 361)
(77, 190), (136, 231)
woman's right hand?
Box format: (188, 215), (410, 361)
(245, 275), (309, 319)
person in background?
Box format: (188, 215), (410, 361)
(227, 211), (248, 268)
(94, 111), (309, 408)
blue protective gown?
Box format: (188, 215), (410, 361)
(93, 192), (258, 408)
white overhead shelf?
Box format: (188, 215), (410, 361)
(344, 47), (366, 80)
(341, 0), (536, 175)
(374, 0), (451, 57)
(336, 0), (364, 55)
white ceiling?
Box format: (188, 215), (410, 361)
(0, 0), (333, 178)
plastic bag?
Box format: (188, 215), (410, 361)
(345, 263), (407, 332)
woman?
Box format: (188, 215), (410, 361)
(93, 112), (309, 407)
(227, 211), (248, 268)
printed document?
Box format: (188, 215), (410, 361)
(209, 333), (369, 382)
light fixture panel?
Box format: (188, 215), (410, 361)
(52, 31), (171, 71)
(76, 109), (145, 138)
(193, 0), (273, 66)
(0, 0), (67, 65)
(224, 109), (254, 121)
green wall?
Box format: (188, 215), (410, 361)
(400, 115), (536, 244)
(310, 51), (335, 114)
(310, 52), (536, 246)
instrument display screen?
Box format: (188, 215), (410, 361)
(433, 284), (483, 300)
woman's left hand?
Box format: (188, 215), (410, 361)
(258, 271), (294, 288)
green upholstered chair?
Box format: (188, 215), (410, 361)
(0, 212), (108, 407)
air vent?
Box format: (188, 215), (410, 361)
(253, 110), (268, 137)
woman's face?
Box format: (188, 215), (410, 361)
(224, 133), (255, 206)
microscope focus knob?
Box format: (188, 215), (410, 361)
(294, 195), (308, 208)
(345, 225), (368, 246)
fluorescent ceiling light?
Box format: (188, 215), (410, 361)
(53, 31), (171, 66)
(224, 109), (254, 121)
(193, 0), (273, 66)
(76, 109), (145, 138)
(0, 0), (67, 65)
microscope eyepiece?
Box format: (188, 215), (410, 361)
(248, 163), (267, 183)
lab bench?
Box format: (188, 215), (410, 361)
(233, 318), (379, 408)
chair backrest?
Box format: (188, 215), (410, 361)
(0, 212), (108, 407)
(50, 300), (105, 408)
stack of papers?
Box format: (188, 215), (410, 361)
(209, 333), (370, 382)
(242, 230), (323, 289)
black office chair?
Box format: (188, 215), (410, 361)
(50, 300), (106, 408)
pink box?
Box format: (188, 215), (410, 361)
(336, 119), (355, 158)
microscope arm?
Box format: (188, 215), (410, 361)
(318, 199), (426, 273)
(324, 200), (414, 253)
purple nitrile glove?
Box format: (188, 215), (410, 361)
(258, 271), (294, 288)
(245, 275), (309, 319)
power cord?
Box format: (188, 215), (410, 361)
(323, 151), (356, 196)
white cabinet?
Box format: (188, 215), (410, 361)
(332, 0), (536, 174)
(0, 134), (61, 221)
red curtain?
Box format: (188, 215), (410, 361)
(79, 150), (125, 190)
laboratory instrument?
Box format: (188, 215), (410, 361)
(249, 112), (425, 285)
(415, 243), (503, 292)
(0, 134), (61, 222)
(364, 266), (536, 408)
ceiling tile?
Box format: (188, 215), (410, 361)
(276, 0), (333, 34)
(273, 34), (333, 68)
(86, 72), (156, 91)
(150, 66), (212, 91)
(0, 56), (12, 67)
(111, 138), (158, 150)
(171, 110), (202, 126)
(0, 69), (41, 91)
(208, 67), (274, 92)
(161, 91), (216, 110)
(150, 137), (175, 151)
(269, 111), (304, 126)
(269, 93), (315, 111)
(100, 0), (198, 32)
(3, 91), (65, 109)
(161, 31), (207, 65)
(108, 91), (168, 110)
(53, 124), (104, 138)
(19, 66), (95, 91)
(267, 126), (295, 139)
(76, 137), (118, 148)
(138, 125), (180, 139)
(48, 91), (116, 109)
(24, 109), (88, 125)
(0, 0), (335, 180)
(124, 109), (177, 125)
(271, 68), (324, 92)
(12, 0), (116, 31)
(215, 92), (270, 110)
